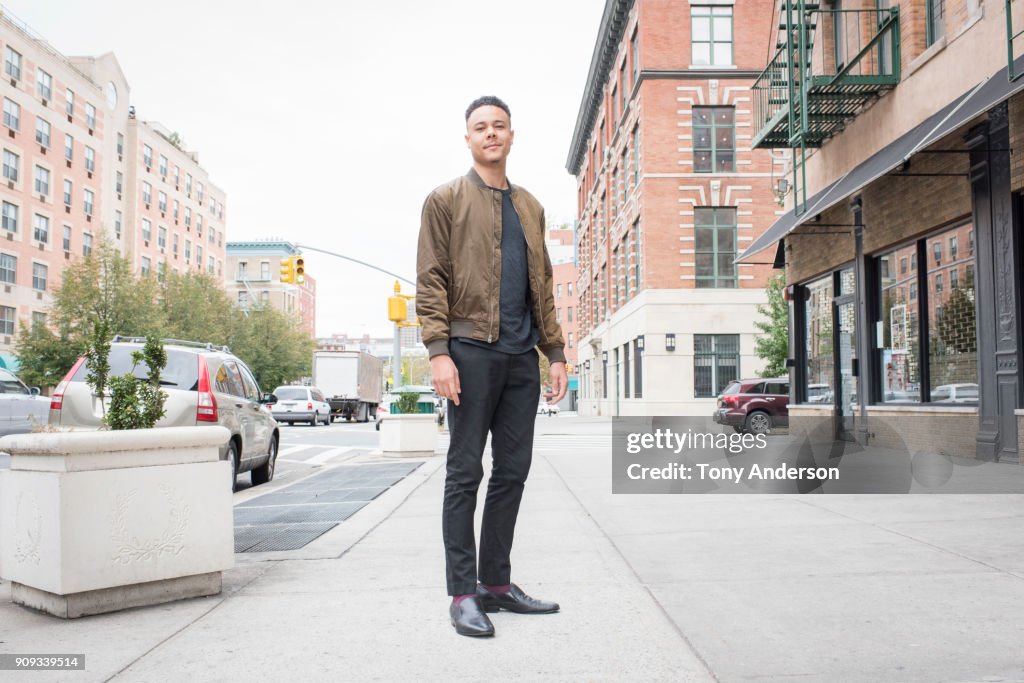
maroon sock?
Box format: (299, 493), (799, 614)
(452, 594), (476, 606)
(484, 584), (511, 594)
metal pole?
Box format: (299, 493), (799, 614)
(393, 322), (402, 388)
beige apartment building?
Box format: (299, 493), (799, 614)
(741, 0), (1024, 463)
(224, 241), (316, 338)
(567, 0), (782, 416)
(0, 8), (226, 369)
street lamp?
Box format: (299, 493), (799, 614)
(602, 351), (608, 363)
(665, 333), (676, 352)
(636, 335), (644, 351)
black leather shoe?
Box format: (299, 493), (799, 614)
(449, 596), (495, 637)
(477, 583), (559, 614)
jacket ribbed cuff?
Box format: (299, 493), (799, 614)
(542, 346), (566, 364)
(426, 339), (450, 359)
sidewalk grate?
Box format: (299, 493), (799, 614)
(234, 461), (423, 553)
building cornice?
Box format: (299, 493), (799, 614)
(566, 0), (634, 177)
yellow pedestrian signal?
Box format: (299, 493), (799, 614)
(280, 257), (294, 283)
(295, 256), (305, 284)
(388, 296), (408, 322)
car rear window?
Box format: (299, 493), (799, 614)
(71, 346), (200, 390)
(275, 387), (309, 400)
(720, 381), (741, 396)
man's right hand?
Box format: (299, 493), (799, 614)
(431, 354), (461, 406)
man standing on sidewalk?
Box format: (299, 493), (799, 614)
(417, 96), (568, 638)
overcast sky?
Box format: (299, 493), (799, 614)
(8, 0), (603, 338)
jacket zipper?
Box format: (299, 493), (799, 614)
(512, 193), (546, 345)
(488, 189), (496, 343)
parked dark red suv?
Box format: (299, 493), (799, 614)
(712, 377), (790, 435)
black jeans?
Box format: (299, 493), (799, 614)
(443, 339), (540, 596)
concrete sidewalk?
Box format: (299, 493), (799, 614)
(3, 416), (1024, 681)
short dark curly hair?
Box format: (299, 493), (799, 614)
(465, 95), (511, 122)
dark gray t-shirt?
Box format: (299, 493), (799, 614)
(457, 187), (539, 355)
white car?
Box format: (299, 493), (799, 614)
(271, 385), (332, 426)
(537, 401), (560, 416)
(0, 368), (50, 436)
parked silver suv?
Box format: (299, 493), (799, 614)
(48, 338), (280, 491)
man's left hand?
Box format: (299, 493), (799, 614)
(546, 362), (568, 404)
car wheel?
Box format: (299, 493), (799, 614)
(226, 440), (239, 493)
(375, 420), (381, 431)
(744, 411), (772, 435)
(251, 434), (278, 486)
(311, 411), (319, 426)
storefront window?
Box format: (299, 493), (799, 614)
(927, 223), (977, 404)
(878, 245), (921, 403)
(804, 275), (834, 404)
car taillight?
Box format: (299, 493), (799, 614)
(721, 395), (739, 407)
(50, 356), (86, 411)
(196, 356), (218, 422)
(307, 401), (313, 410)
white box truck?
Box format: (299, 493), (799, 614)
(312, 351), (383, 422)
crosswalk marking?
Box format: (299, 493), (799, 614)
(306, 447), (355, 465)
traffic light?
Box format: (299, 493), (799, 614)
(294, 256), (305, 284)
(280, 257), (294, 283)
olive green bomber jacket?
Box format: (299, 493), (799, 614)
(416, 168), (566, 364)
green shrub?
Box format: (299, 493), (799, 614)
(396, 392), (421, 414)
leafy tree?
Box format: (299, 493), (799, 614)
(228, 305), (315, 391)
(106, 335), (168, 430)
(160, 270), (236, 346)
(13, 322), (80, 390)
(754, 273), (790, 378)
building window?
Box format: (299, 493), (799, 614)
(694, 334), (739, 398)
(207, 255), (214, 274)
(695, 207), (737, 288)
(36, 68), (52, 101)
(4, 46), (21, 80)
(935, 273), (943, 294)
(143, 145), (153, 169)
(568, 306), (573, 323)
(142, 182), (152, 205)
(173, 200), (179, 221)
(158, 226), (167, 249)
(2, 201), (17, 233)
(117, 132), (124, 157)
(159, 155), (168, 178)
(631, 29), (639, 83)
(32, 262), (47, 291)
(0, 306), (14, 335)
(260, 261), (270, 280)
(186, 173), (192, 196)
(877, 247), (920, 404)
(142, 218), (152, 243)
(693, 107), (735, 172)
(196, 245), (202, 264)
(158, 191), (167, 213)
(949, 235), (958, 261)
(141, 256), (151, 276)
(631, 126), (640, 188)
(950, 268), (959, 290)
(65, 134), (74, 161)
(185, 207), (191, 227)
(63, 178), (72, 206)
(197, 182), (204, 204)
(3, 98), (19, 131)
(33, 214), (49, 244)
(926, 0), (946, 47)
(933, 240), (942, 265)
(85, 103), (96, 129)
(568, 332), (574, 348)
(238, 291), (249, 307)
(31, 311), (46, 328)
(556, 307), (562, 323)
(84, 146), (95, 173)
(633, 337), (644, 398)
(63, 225), (71, 251)
(804, 275), (835, 403)
(34, 166), (49, 196)
(691, 5), (733, 66)
(82, 232), (92, 256)
(115, 210), (122, 239)
(66, 89), (74, 116)
(3, 149), (18, 182)
(173, 233), (179, 257)
(197, 215), (204, 234)
(900, 256), (907, 274)
(35, 118), (51, 148)
(185, 239), (191, 263)
(623, 343), (631, 398)
(0, 253), (15, 284)
(83, 189), (94, 216)
(557, 284), (562, 298)
(116, 171), (123, 195)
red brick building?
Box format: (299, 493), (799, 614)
(566, 0), (782, 416)
(547, 224), (578, 408)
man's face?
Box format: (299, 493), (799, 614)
(465, 105), (514, 166)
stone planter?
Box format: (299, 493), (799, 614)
(0, 426), (234, 618)
(379, 413), (438, 456)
